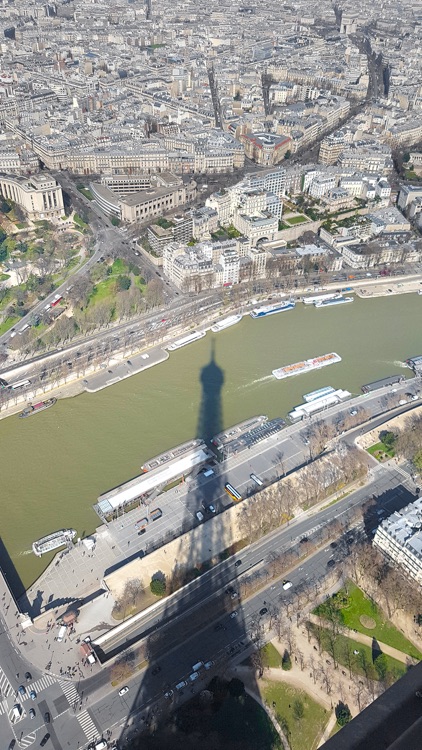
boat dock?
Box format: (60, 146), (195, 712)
(142, 439), (204, 471)
(361, 375), (405, 393)
(213, 416), (286, 457)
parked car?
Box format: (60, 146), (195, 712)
(259, 607), (268, 616)
(40, 735), (50, 747)
(118, 686), (129, 697)
(44, 712), (50, 724)
(196, 511), (204, 522)
(29, 708), (36, 719)
(24, 672), (32, 681)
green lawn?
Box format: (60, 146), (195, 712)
(285, 215), (308, 225)
(367, 442), (395, 460)
(0, 316), (19, 335)
(315, 583), (421, 659)
(261, 643), (282, 668)
(89, 277), (116, 305)
(73, 214), (89, 230)
(308, 625), (407, 682)
(263, 680), (329, 750)
(77, 186), (93, 201)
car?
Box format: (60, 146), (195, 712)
(259, 607), (268, 616)
(30, 689), (37, 700)
(29, 708), (36, 719)
(349, 409), (358, 416)
(226, 586), (235, 596)
(235, 559), (242, 567)
(196, 511), (204, 522)
(330, 542), (338, 549)
(118, 686), (129, 696)
(299, 537), (309, 544)
(8, 741), (16, 750)
(327, 559), (335, 567)
(164, 690), (174, 699)
(214, 623), (225, 631)
(152, 666), (162, 676)
(230, 611), (238, 618)
(206, 504), (216, 514)
(44, 712), (51, 723)
(282, 580), (293, 590)
(302, 435), (310, 445)
(40, 735), (50, 748)
(18, 685), (26, 697)
(25, 672), (32, 681)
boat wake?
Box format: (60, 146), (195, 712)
(393, 360), (408, 369)
(239, 375), (273, 390)
(17, 550), (33, 556)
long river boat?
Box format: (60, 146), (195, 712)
(272, 352), (342, 380)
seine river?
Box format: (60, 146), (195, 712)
(1, 294), (421, 593)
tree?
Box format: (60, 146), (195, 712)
(282, 650), (292, 670)
(403, 152), (410, 163)
(335, 702), (352, 726)
(228, 678), (245, 697)
(150, 577), (166, 597)
(116, 275), (131, 291)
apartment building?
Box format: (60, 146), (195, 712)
(240, 132), (292, 166)
(374, 497), (422, 586)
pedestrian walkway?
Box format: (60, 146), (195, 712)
(78, 709), (99, 741)
(59, 679), (80, 708)
(19, 732), (36, 749)
(29, 673), (56, 695)
(59, 680), (98, 742)
(0, 665), (13, 698)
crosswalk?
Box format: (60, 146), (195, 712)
(0, 665), (13, 698)
(19, 732), (35, 748)
(29, 673), (56, 695)
(78, 709), (99, 741)
(59, 681), (98, 742)
(59, 679), (80, 708)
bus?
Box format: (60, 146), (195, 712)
(224, 483), (242, 502)
(10, 379), (31, 390)
(250, 473), (263, 486)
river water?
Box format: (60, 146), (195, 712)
(1, 294), (420, 593)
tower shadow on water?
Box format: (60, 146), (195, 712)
(196, 338), (224, 444)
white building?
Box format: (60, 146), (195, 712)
(374, 497), (422, 586)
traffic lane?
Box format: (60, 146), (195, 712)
(97, 469), (403, 656)
(87, 544), (343, 734)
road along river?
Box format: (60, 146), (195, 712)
(0, 293), (420, 592)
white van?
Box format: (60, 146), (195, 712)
(94, 742), (107, 750)
(12, 704), (22, 720)
(57, 625), (67, 642)
(175, 680), (187, 691)
(192, 661), (203, 672)
(189, 672), (199, 682)
(202, 468), (214, 478)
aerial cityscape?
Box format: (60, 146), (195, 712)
(0, 0), (421, 749)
